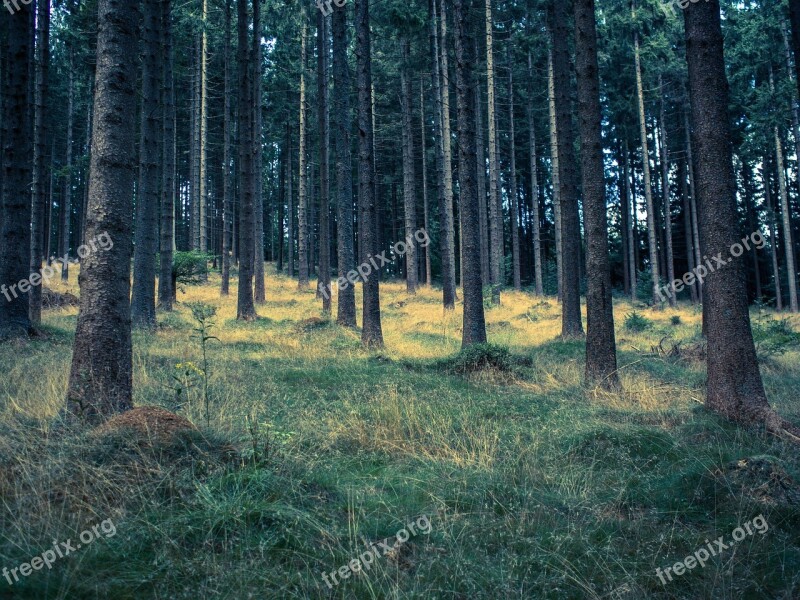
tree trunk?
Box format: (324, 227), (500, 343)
(253, 0), (265, 303)
(297, 18), (309, 289)
(680, 155), (698, 303)
(684, 109), (702, 301)
(575, 0), (618, 386)
(131, 0), (162, 328)
(437, 0), (457, 307)
(0, 0), (34, 337)
(684, 0), (793, 434)
(742, 159), (761, 303)
(61, 50), (75, 282)
(221, 0), (233, 295)
(659, 75), (676, 306)
(634, 24), (660, 305)
(159, 0), (175, 310)
(287, 122), (294, 277)
(66, 0), (138, 421)
(624, 142), (637, 300)
(29, 0), (49, 325)
(400, 38), (418, 295)
(474, 52), (489, 287)
(317, 9), (331, 312)
(765, 164), (783, 310)
(199, 0), (208, 253)
(485, 0), (502, 303)
(550, 0), (583, 337)
(237, 0), (256, 320)
(528, 51), (543, 296)
(421, 83), (433, 286)
(507, 45), (520, 291)
(547, 44), (563, 301)
(453, 0), (487, 346)
(333, 4), (356, 325)
(356, 0), (383, 347)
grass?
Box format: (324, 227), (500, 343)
(0, 264), (798, 599)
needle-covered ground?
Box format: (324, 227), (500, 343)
(0, 266), (798, 599)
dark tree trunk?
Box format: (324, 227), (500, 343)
(61, 50), (74, 282)
(297, 19), (309, 289)
(66, 0), (139, 421)
(400, 38), (418, 295)
(485, 0), (501, 303)
(421, 83), (433, 286)
(575, 0), (618, 387)
(550, 0), (583, 337)
(253, 0), (265, 303)
(29, 0), (49, 326)
(659, 75), (676, 307)
(158, 0), (175, 310)
(332, 4), (356, 326)
(132, 0), (162, 327)
(528, 50), (543, 296)
(317, 9), (331, 312)
(679, 155), (698, 303)
(0, 0), (34, 337)
(221, 0), (233, 295)
(474, 50), (489, 287)
(287, 122), (294, 277)
(507, 45), (520, 291)
(237, 0), (256, 320)
(356, 0), (383, 347)
(453, 0), (487, 346)
(684, 0), (795, 435)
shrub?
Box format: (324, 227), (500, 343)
(171, 251), (213, 295)
(752, 314), (800, 359)
(670, 315), (682, 326)
(623, 310), (651, 333)
(439, 343), (530, 375)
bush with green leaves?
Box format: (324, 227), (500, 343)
(751, 314), (800, 359)
(170, 251), (213, 294)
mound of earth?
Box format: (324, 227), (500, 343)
(95, 406), (197, 447)
(42, 287), (79, 309)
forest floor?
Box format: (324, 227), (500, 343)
(0, 266), (798, 599)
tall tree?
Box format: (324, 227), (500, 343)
(507, 44), (521, 291)
(633, 10), (660, 305)
(221, 0), (233, 296)
(0, 0), (33, 337)
(401, 38), (418, 295)
(421, 84), (433, 286)
(547, 44), (563, 301)
(253, 0), (265, 303)
(356, 0), (383, 347)
(333, 2), (356, 326)
(685, 0), (797, 436)
(317, 9), (331, 312)
(61, 49), (75, 282)
(131, 0), (163, 328)
(297, 16), (310, 289)
(575, 0), (618, 387)
(485, 0), (502, 303)
(199, 0), (209, 253)
(66, 0), (139, 421)
(528, 50), (543, 296)
(659, 75), (676, 307)
(453, 0), (486, 346)
(550, 0), (583, 338)
(159, 0), (175, 310)
(237, 0), (257, 320)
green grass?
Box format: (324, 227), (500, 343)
(0, 268), (798, 599)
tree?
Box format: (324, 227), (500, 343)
(527, 49), (543, 296)
(221, 0), (233, 296)
(199, 0), (209, 254)
(659, 74), (676, 307)
(485, 0), (502, 304)
(159, 0), (175, 310)
(575, 0), (618, 387)
(400, 38), (418, 295)
(61, 49), (74, 283)
(253, 0), (265, 303)
(237, 0), (257, 320)
(29, 0), (50, 326)
(684, 0), (798, 436)
(0, 0), (34, 338)
(333, 2), (356, 326)
(297, 16), (310, 289)
(550, 0), (583, 338)
(317, 9), (331, 312)
(633, 9), (660, 306)
(131, 0), (163, 328)
(507, 44), (521, 291)
(356, 0), (383, 347)
(66, 0), (139, 422)
(453, 0), (486, 346)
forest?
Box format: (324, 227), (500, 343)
(0, 0), (799, 596)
